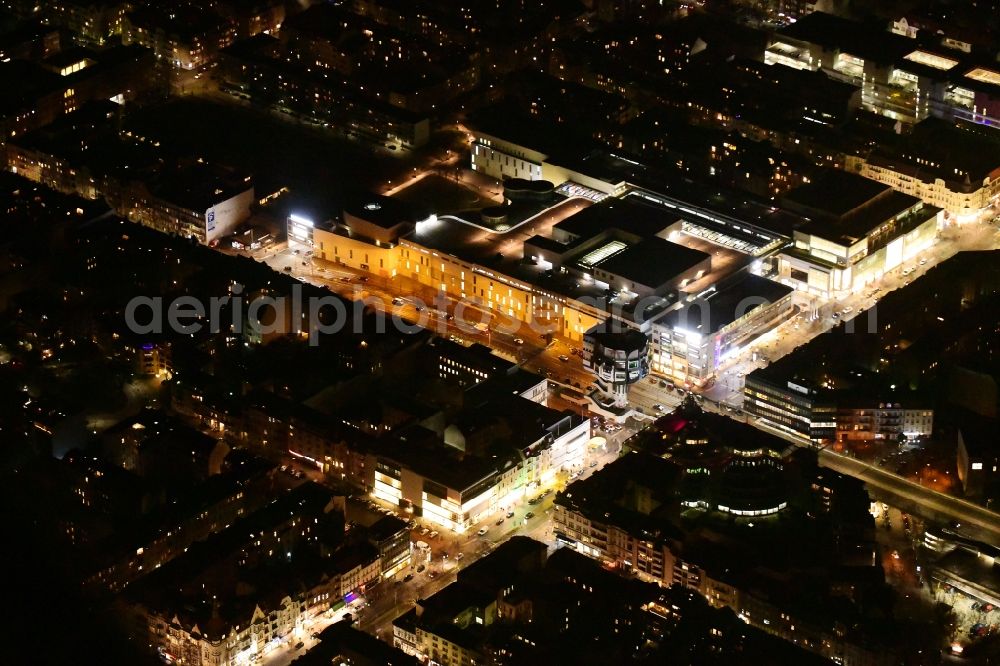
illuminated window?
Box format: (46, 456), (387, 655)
(903, 50), (958, 70)
(964, 67), (1000, 86)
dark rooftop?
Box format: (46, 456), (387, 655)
(592, 236), (709, 289)
(292, 621), (419, 665)
(867, 117), (1000, 188)
(343, 190), (415, 229)
(782, 170), (892, 219)
(776, 12), (913, 63)
(661, 273), (793, 335)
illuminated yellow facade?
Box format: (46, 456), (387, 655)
(396, 239), (605, 341)
(848, 156), (1000, 220)
(313, 227), (400, 277)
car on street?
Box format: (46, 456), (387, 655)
(506, 510), (515, 518)
(525, 511), (535, 519)
(392, 297), (403, 305)
(456, 553), (464, 560)
(558, 354), (570, 362)
(477, 527), (488, 536)
(404, 574), (413, 582)
(842, 306), (853, 314)
(496, 517), (505, 525)
(416, 565), (425, 573)
(513, 338), (524, 345)
(428, 531), (438, 539)
(428, 571), (436, 579)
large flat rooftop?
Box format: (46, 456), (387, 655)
(592, 237), (709, 290)
(659, 273), (793, 335)
(783, 170), (892, 219)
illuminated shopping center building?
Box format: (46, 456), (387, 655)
(287, 154), (798, 388)
(775, 170), (940, 297)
